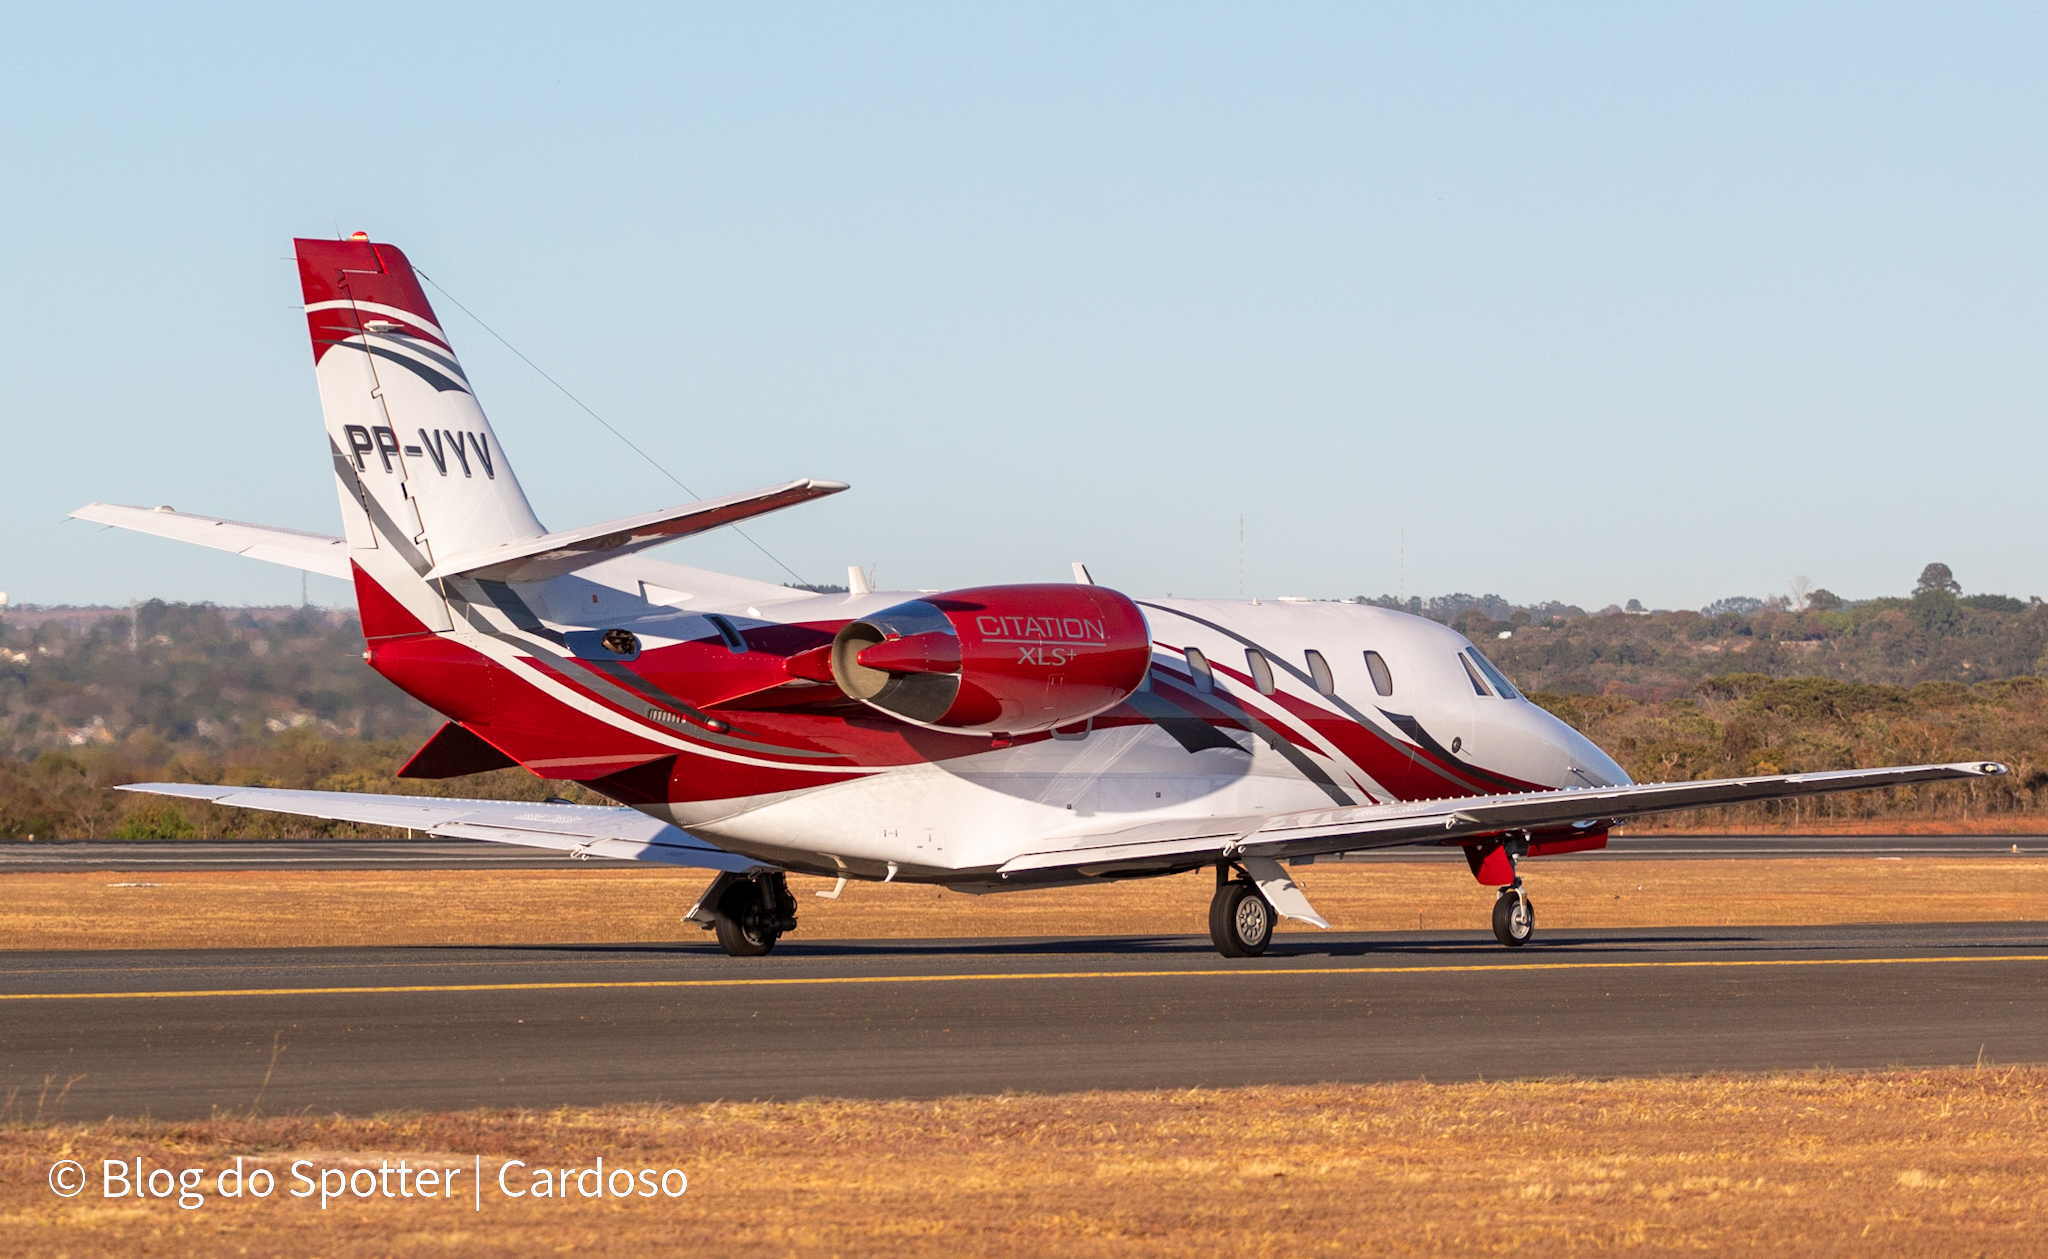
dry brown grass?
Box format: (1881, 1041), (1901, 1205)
(5, 1070), (2046, 1256)
(4, 857), (2048, 951)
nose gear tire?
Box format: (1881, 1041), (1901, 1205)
(1492, 890), (1534, 948)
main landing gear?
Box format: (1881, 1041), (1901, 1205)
(694, 872), (799, 957)
(1209, 863), (1275, 957)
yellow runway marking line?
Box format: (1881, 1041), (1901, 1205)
(4, 952), (2047, 1001)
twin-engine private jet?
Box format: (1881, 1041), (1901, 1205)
(79, 235), (2005, 957)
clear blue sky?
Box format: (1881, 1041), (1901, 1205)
(4, 4), (2044, 611)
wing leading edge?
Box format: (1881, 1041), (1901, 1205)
(998, 760), (2009, 876)
(119, 783), (766, 872)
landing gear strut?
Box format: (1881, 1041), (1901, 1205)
(1209, 862), (1275, 957)
(1477, 833), (1535, 948)
(710, 873), (798, 957)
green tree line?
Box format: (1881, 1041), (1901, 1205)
(6, 592), (2047, 838)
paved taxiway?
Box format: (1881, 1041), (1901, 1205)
(2, 833), (2040, 871)
(4, 923), (2045, 1119)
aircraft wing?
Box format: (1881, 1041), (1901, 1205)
(997, 760), (2008, 876)
(118, 783), (767, 872)
(422, 479), (849, 584)
(72, 504), (351, 579)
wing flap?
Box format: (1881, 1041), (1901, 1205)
(998, 815), (1266, 875)
(119, 783), (765, 872)
(422, 479), (848, 583)
(72, 503), (351, 579)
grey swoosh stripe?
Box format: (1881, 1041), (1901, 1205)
(452, 584), (839, 762)
(371, 333), (470, 385)
(326, 438), (432, 575)
(323, 339), (470, 394)
(475, 580), (568, 645)
(1137, 602), (1480, 795)
(1147, 673), (1353, 806)
(1121, 688), (1245, 754)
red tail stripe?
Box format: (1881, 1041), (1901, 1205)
(295, 238), (449, 362)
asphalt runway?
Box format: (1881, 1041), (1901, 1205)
(5, 923), (2046, 1120)
(3, 833), (2041, 871)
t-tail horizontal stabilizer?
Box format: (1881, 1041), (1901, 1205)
(70, 504), (350, 579)
(422, 479), (849, 584)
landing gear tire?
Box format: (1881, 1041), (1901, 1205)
(714, 881), (781, 957)
(1492, 888), (1534, 948)
(1210, 879), (1275, 958)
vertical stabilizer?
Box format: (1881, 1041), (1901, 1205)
(295, 236), (546, 634)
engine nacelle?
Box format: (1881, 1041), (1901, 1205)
(829, 584), (1151, 735)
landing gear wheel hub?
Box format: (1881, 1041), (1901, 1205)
(1492, 889), (1534, 948)
(1210, 879), (1275, 957)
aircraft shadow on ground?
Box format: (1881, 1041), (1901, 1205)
(455, 930), (1800, 961)
(438, 920), (2048, 962)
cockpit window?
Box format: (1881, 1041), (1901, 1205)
(1184, 647), (1215, 693)
(1304, 649), (1335, 696)
(1245, 648), (1276, 696)
(1363, 650), (1393, 697)
(1458, 651), (1493, 696)
(1466, 647), (1521, 699)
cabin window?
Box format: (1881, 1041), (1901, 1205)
(1245, 648), (1276, 696)
(1363, 650), (1394, 697)
(1467, 647), (1521, 699)
(1305, 649), (1335, 696)
(705, 614), (749, 654)
(1459, 651), (1493, 696)
(1184, 647), (1215, 693)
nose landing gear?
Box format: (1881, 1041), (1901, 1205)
(1492, 884), (1534, 947)
(1209, 863), (1276, 957)
(1469, 833), (1537, 947)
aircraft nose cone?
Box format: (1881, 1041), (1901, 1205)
(1524, 704), (1632, 787)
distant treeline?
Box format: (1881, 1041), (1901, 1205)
(1370, 563), (2048, 699)
(1534, 676), (2048, 832)
(0, 601), (438, 761)
(7, 677), (2042, 839)
(0, 729), (612, 841)
(5, 583), (2047, 837)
